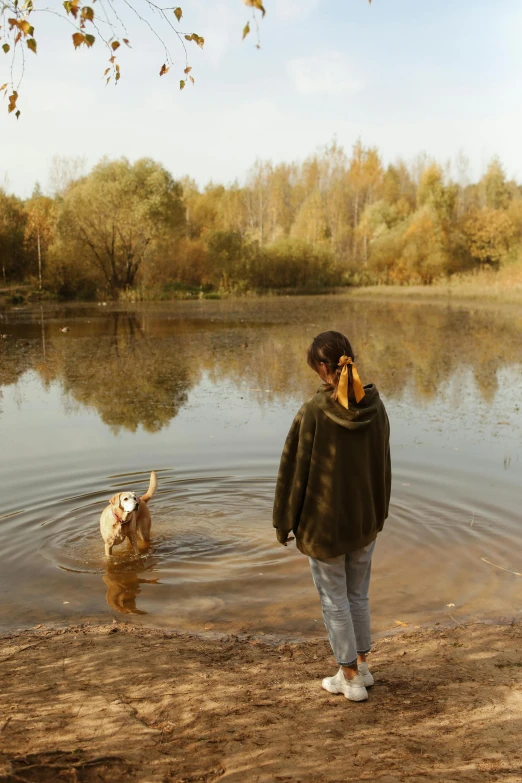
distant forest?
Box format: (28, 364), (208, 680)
(1, 141), (521, 298)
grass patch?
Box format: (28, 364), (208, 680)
(351, 261), (522, 304)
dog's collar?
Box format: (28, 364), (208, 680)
(112, 504), (138, 524)
(112, 509), (129, 524)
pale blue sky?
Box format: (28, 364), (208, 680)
(1, 0), (521, 197)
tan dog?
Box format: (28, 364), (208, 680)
(100, 471), (157, 557)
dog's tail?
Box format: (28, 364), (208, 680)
(140, 471), (158, 503)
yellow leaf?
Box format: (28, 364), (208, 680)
(7, 90), (18, 113)
(394, 620), (408, 627)
(184, 32), (204, 48)
(18, 19), (32, 36)
(243, 0), (265, 17)
(72, 32), (84, 48)
(180, 79), (185, 90)
(174, 6), (182, 22)
(242, 22), (250, 40)
(189, 75), (194, 85)
(103, 67), (110, 75)
(111, 40), (120, 51)
(27, 37), (37, 53)
(0, 83), (8, 91)
(184, 65), (192, 74)
(81, 5), (94, 21)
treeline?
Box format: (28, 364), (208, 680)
(1, 142), (522, 298)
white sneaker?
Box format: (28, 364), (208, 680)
(321, 669), (368, 701)
(358, 662), (374, 688)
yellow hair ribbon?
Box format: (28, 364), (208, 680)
(337, 355), (365, 408)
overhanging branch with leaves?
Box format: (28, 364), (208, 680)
(0, 0), (267, 116)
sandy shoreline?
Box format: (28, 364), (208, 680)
(1, 620), (522, 782)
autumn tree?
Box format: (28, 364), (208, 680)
(382, 161), (416, 213)
(357, 199), (400, 276)
(24, 192), (57, 289)
(463, 208), (515, 268)
(480, 158), (512, 211)
(244, 160), (275, 245)
(318, 142), (350, 251)
(183, 180), (246, 240)
(291, 190), (327, 246)
(54, 157), (185, 294)
(266, 164), (298, 238)
(417, 163), (457, 224)
(0, 189), (27, 283)
(184, 180), (224, 239)
(346, 141), (383, 261)
(401, 206), (448, 283)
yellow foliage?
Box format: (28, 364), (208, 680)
(463, 208), (515, 267)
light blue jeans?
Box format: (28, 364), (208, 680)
(309, 540), (376, 667)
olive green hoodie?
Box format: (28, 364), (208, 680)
(273, 384), (391, 560)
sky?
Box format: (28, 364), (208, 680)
(1, 0), (522, 197)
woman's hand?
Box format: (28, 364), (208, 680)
(276, 529), (295, 546)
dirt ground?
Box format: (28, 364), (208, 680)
(1, 621), (522, 783)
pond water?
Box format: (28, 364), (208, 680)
(1, 296), (522, 639)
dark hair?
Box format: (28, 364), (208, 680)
(307, 330), (355, 402)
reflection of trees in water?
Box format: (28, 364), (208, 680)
(2, 301), (522, 427)
(37, 312), (195, 433)
(0, 346), (30, 388)
(70, 314), (191, 432)
(206, 328), (313, 402)
(0, 336), (36, 415)
(356, 302), (519, 403)
(364, 302), (522, 403)
(202, 302), (522, 405)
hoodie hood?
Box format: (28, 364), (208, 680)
(311, 384), (382, 430)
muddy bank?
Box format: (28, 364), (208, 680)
(1, 621), (522, 782)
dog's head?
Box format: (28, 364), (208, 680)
(109, 491), (140, 522)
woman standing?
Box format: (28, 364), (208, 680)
(273, 331), (391, 701)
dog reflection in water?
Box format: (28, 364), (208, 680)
(103, 569), (159, 615)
